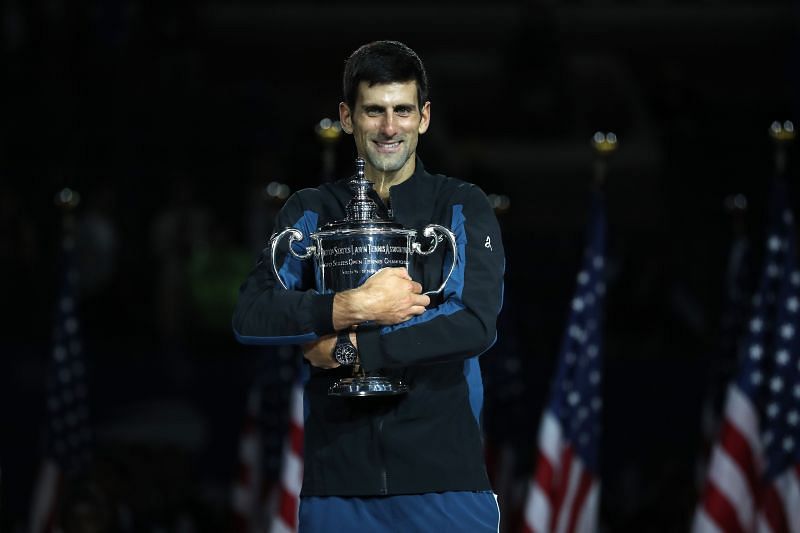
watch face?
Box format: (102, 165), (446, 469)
(334, 343), (357, 366)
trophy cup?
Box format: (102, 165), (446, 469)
(269, 157), (458, 397)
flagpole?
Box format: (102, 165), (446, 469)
(591, 131), (617, 189)
(315, 117), (343, 182)
(770, 120), (795, 178)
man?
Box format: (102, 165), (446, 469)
(233, 40), (505, 532)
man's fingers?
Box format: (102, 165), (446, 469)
(410, 281), (423, 294)
(415, 294), (430, 307)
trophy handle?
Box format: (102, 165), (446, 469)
(413, 224), (458, 296)
(269, 227), (316, 290)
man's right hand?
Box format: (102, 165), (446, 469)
(332, 267), (430, 330)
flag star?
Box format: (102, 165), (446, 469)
(569, 326), (586, 343)
(752, 371), (763, 385)
(767, 403), (780, 418)
(770, 377), (783, 392)
(784, 437), (795, 451)
(750, 344), (763, 360)
(795, 384), (800, 398)
(565, 352), (576, 365)
(568, 392), (581, 406)
(577, 271), (589, 285)
(572, 298), (585, 312)
(767, 264), (781, 278)
(788, 411), (799, 426)
(750, 318), (764, 332)
(593, 256), (604, 270)
(784, 209), (794, 225)
(589, 371), (601, 384)
(792, 271), (800, 287)
(578, 407), (589, 420)
(591, 397), (602, 411)
(764, 431), (774, 446)
(587, 345), (598, 358)
(781, 324), (795, 339)
(776, 349), (790, 365)
(768, 235), (782, 251)
(788, 297), (800, 313)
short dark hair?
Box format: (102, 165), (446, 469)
(342, 40), (429, 111)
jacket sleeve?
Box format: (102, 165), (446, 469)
(357, 185), (505, 370)
(232, 191), (336, 345)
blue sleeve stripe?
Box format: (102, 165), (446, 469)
(240, 210), (320, 346)
(233, 330), (318, 346)
(381, 204), (467, 334)
(463, 357), (484, 426)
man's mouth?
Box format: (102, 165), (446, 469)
(373, 140), (402, 153)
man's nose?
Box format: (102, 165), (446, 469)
(380, 114), (397, 137)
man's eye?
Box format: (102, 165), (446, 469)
(395, 108), (412, 116)
(366, 108), (382, 117)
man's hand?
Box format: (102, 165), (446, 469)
(332, 267), (430, 330)
(302, 334), (339, 369)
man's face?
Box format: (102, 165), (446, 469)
(340, 80), (430, 179)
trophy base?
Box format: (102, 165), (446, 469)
(328, 376), (408, 397)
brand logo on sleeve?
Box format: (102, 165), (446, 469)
(485, 236), (493, 251)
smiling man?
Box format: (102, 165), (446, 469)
(233, 41), (505, 532)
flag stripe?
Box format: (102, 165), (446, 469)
(693, 509), (724, 533)
(564, 466), (595, 533)
(724, 385), (763, 472)
(574, 483), (600, 533)
(524, 481), (550, 533)
(706, 445), (755, 529)
(759, 484), (789, 533)
(717, 418), (760, 501)
(701, 481), (747, 533)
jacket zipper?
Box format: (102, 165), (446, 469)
(377, 417), (388, 494)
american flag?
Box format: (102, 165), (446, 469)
(232, 347), (299, 533)
(693, 177), (800, 533)
(232, 384), (267, 533)
(269, 381), (304, 533)
(523, 190), (606, 533)
(29, 212), (93, 533)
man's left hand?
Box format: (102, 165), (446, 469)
(302, 334), (340, 369)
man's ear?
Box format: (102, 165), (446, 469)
(418, 101), (431, 135)
(339, 102), (353, 134)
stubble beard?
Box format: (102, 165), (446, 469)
(364, 141), (411, 175)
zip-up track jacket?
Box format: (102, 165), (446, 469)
(233, 159), (505, 496)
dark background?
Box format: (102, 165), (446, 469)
(3, 1), (800, 531)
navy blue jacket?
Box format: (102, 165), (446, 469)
(233, 159), (505, 496)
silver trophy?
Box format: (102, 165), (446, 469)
(269, 157), (457, 397)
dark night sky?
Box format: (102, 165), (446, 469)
(2, 1), (799, 531)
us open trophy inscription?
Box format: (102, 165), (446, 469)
(270, 158), (457, 397)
